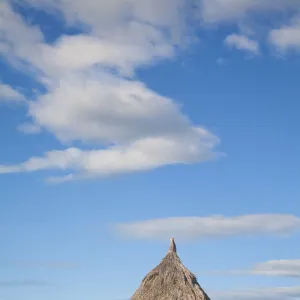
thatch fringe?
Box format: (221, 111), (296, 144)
(131, 238), (210, 300)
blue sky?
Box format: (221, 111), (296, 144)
(1, 1), (300, 300)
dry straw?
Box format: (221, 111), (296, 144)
(131, 238), (210, 300)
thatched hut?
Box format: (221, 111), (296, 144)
(131, 238), (210, 300)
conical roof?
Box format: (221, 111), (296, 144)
(131, 238), (210, 300)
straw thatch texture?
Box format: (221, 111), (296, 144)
(131, 239), (210, 300)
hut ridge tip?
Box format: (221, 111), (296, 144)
(168, 238), (177, 253)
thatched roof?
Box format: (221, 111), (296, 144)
(131, 238), (210, 300)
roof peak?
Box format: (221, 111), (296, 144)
(168, 238), (177, 253)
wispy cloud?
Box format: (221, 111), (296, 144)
(200, 0), (300, 23)
(115, 214), (300, 241)
(250, 260), (300, 277)
(0, 83), (25, 102)
(212, 286), (300, 300)
(269, 18), (300, 53)
(17, 123), (41, 134)
(216, 57), (227, 65)
(0, 280), (51, 288)
(225, 34), (260, 55)
(0, 129), (220, 182)
(212, 259), (300, 278)
(2, 260), (78, 269)
(118, 286), (300, 300)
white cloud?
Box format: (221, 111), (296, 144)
(0, 1), (221, 181)
(269, 20), (300, 52)
(0, 2), (175, 78)
(115, 214), (300, 241)
(212, 286), (300, 300)
(251, 260), (300, 277)
(199, 0), (300, 56)
(21, 0), (189, 38)
(3, 0), (300, 184)
(28, 72), (196, 143)
(3, 0), (300, 78)
(0, 2), (43, 71)
(6, 70), (219, 182)
(0, 2), (43, 46)
(0, 129), (220, 182)
(225, 34), (260, 55)
(34, 26), (174, 77)
(0, 83), (25, 102)
(9, 0), (193, 78)
(217, 260), (300, 278)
